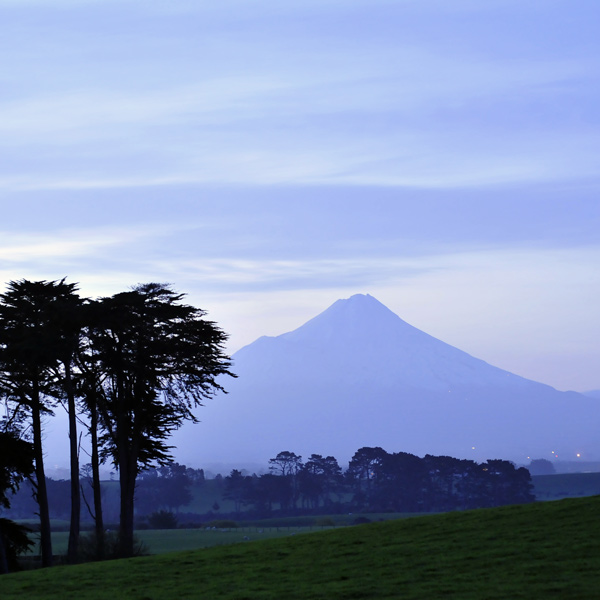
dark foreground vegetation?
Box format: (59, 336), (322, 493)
(1, 496), (599, 599)
(0, 278), (234, 566)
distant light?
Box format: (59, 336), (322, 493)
(555, 454), (558, 458)
(577, 453), (581, 458)
(472, 447), (475, 450)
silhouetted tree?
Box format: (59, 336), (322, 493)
(253, 473), (280, 514)
(454, 459), (488, 509)
(268, 451), (303, 476)
(480, 459), (534, 506)
(422, 455), (466, 511)
(373, 451), (427, 512)
(79, 462), (106, 558)
(527, 458), (556, 476)
(186, 467), (205, 485)
(299, 454), (342, 509)
(224, 469), (253, 514)
(343, 449), (534, 513)
(0, 430), (35, 573)
(346, 447), (388, 508)
(47, 281), (84, 563)
(268, 451), (303, 510)
(260, 472), (294, 511)
(88, 284), (234, 557)
(0, 279), (77, 566)
(77, 299), (114, 559)
(136, 462), (192, 515)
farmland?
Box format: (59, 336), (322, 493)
(2, 495), (599, 599)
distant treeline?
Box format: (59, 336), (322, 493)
(5, 464), (207, 525)
(221, 448), (535, 517)
(7, 447), (534, 525)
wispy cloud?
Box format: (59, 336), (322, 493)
(0, 78), (290, 143)
(1, 209), (598, 391)
(0, 225), (165, 262)
(1, 4), (595, 191)
(0, 219), (217, 279)
(0, 52), (586, 139)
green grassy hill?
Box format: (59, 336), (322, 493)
(2, 496), (599, 599)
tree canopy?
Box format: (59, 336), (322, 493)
(0, 279), (235, 560)
(0, 278), (81, 566)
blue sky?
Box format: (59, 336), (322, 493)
(1, 0), (599, 391)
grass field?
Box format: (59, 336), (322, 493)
(2, 495), (599, 599)
(28, 512), (414, 556)
(33, 525), (338, 556)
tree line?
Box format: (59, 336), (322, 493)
(0, 279), (234, 570)
(221, 448), (535, 518)
(4, 462), (205, 529)
(3, 447), (535, 534)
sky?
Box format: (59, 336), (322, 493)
(1, 0), (599, 393)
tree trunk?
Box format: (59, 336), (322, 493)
(90, 402), (105, 559)
(65, 362), (80, 563)
(117, 454), (137, 559)
(0, 530), (8, 575)
(31, 395), (52, 567)
(116, 404), (138, 559)
(115, 369), (138, 559)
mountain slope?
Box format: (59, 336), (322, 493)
(171, 294), (599, 469)
(233, 293), (535, 390)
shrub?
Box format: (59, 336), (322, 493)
(147, 510), (178, 530)
(76, 531), (149, 562)
(0, 518), (34, 573)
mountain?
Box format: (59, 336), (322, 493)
(170, 294), (600, 471)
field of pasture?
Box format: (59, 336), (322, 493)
(2, 495), (599, 599)
(40, 524), (338, 556)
